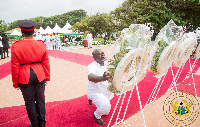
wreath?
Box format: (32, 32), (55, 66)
(150, 20), (184, 76)
(107, 24), (153, 93)
(194, 44), (200, 59)
(174, 34), (196, 67)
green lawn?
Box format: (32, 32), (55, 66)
(93, 38), (113, 45)
(93, 38), (104, 45)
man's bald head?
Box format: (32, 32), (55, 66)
(92, 49), (105, 66)
(92, 49), (102, 57)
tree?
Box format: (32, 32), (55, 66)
(71, 16), (90, 33)
(111, 0), (186, 38)
(163, 0), (200, 30)
(72, 13), (116, 37)
(0, 20), (8, 35)
(7, 9), (87, 30)
(29, 16), (45, 29)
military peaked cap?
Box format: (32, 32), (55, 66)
(18, 20), (37, 31)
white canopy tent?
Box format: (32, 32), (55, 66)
(64, 21), (72, 29)
(59, 21), (72, 33)
(8, 29), (22, 37)
(52, 23), (61, 33)
(44, 26), (53, 34)
(36, 27), (45, 35)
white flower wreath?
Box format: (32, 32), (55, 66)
(112, 48), (149, 93)
(156, 41), (179, 76)
(174, 32), (197, 67)
(150, 19), (184, 77)
(107, 24), (154, 93)
(195, 44), (200, 59)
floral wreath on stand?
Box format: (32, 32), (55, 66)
(107, 24), (154, 94)
(174, 32), (197, 67)
(150, 19), (184, 77)
(194, 28), (200, 59)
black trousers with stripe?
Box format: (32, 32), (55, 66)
(19, 68), (46, 127)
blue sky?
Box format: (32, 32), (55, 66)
(0, 0), (125, 23)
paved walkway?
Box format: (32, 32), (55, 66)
(0, 45), (199, 127)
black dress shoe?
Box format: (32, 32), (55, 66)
(93, 115), (105, 125)
(40, 124), (45, 127)
(88, 99), (92, 105)
(29, 122), (39, 127)
(29, 122), (33, 127)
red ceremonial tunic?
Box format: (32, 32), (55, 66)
(11, 37), (50, 88)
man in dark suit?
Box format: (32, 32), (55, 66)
(2, 32), (9, 59)
(0, 37), (3, 59)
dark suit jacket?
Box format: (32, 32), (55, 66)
(2, 35), (9, 48)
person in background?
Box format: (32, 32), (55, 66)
(51, 32), (56, 50)
(86, 31), (93, 49)
(42, 34), (46, 47)
(11, 20), (50, 127)
(87, 49), (114, 125)
(69, 35), (72, 42)
(42, 34), (46, 42)
(2, 32), (9, 59)
(104, 35), (108, 45)
(36, 32), (42, 41)
(0, 37), (3, 59)
(55, 32), (61, 49)
(33, 34), (37, 40)
(45, 33), (51, 50)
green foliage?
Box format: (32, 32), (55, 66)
(93, 38), (104, 44)
(84, 31), (88, 39)
(72, 13), (116, 37)
(0, 20), (8, 35)
(107, 48), (130, 93)
(7, 20), (19, 30)
(150, 40), (169, 74)
(111, 0), (187, 37)
(3, 0), (200, 36)
(7, 9), (87, 30)
(163, 0), (200, 30)
(71, 16), (90, 33)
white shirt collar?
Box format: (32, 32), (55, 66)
(94, 61), (105, 67)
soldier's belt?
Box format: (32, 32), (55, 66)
(20, 61), (41, 65)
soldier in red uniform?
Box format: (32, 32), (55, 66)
(11, 20), (50, 127)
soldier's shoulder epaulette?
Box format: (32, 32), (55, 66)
(12, 41), (20, 44)
(36, 40), (45, 43)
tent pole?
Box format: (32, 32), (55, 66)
(64, 35), (65, 43)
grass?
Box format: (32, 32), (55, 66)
(93, 38), (114, 45)
(61, 37), (116, 47)
(93, 38), (104, 45)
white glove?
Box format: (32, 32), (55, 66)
(15, 87), (20, 90)
(45, 81), (49, 86)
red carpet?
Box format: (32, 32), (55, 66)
(0, 67), (200, 126)
(176, 59), (199, 83)
(0, 70), (174, 127)
(47, 50), (94, 66)
(0, 61), (11, 80)
(0, 49), (199, 126)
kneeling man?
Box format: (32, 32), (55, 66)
(87, 49), (114, 125)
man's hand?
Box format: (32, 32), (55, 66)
(103, 71), (110, 81)
(88, 72), (110, 83)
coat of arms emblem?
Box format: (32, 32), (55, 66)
(163, 90), (199, 126)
